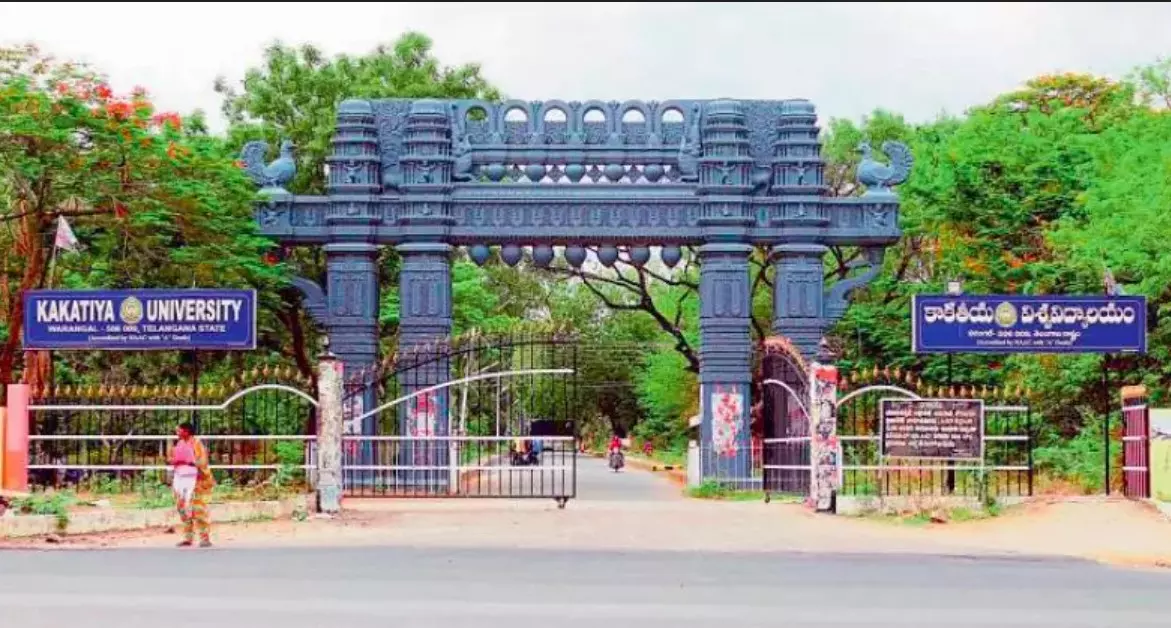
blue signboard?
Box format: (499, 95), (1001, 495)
(912, 295), (1147, 354)
(22, 289), (257, 351)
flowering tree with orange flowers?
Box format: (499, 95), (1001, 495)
(0, 44), (283, 390)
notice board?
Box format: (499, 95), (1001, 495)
(880, 398), (984, 461)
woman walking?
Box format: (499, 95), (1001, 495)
(171, 421), (215, 548)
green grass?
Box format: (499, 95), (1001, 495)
(10, 490), (77, 531)
(687, 480), (766, 501)
(861, 503), (1003, 526)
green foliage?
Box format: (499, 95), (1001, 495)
(687, 480), (765, 501)
(216, 32), (500, 196)
(634, 348), (696, 446)
(13, 490), (76, 516)
(1033, 415), (1112, 494)
(11, 490), (75, 531)
(0, 43), (286, 387)
(272, 440), (306, 487)
(216, 33), (503, 378)
(134, 482), (175, 509)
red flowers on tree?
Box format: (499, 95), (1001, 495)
(151, 112), (182, 130)
(105, 101), (133, 120)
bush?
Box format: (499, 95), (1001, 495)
(1033, 414), (1112, 494)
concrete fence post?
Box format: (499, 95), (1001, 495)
(808, 363), (841, 513)
(316, 356), (344, 514)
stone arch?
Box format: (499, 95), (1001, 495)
(619, 101), (651, 124)
(656, 100), (692, 147)
(456, 101), (492, 143)
(495, 99), (533, 144)
(619, 100), (651, 145)
(539, 99), (573, 143)
(577, 99), (612, 144)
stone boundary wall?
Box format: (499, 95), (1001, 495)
(1, 496), (310, 539)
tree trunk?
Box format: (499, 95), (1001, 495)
(0, 210), (47, 389)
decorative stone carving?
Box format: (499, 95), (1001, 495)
(857, 141), (913, 196)
(247, 96), (910, 492)
(239, 140), (297, 192)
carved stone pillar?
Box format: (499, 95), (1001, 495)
(324, 242), (379, 427)
(772, 243), (828, 359)
(323, 98), (382, 443)
(394, 99), (457, 490)
(396, 243), (452, 489)
(698, 243), (754, 486)
(694, 99), (756, 486)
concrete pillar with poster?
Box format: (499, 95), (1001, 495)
(808, 360), (841, 512)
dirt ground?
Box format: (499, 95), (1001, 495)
(8, 492), (1169, 569)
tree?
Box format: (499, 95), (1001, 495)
(0, 44), (282, 389)
(215, 33), (503, 375)
(216, 32), (500, 196)
(831, 74), (1139, 384)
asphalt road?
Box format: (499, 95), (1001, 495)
(576, 451), (681, 501)
(1, 546), (1169, 628)
(451, 449), (681, 502)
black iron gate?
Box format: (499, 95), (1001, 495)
(759, 338), (811, 497)
(341, 333), (579, 504)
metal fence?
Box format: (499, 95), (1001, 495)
(758, 339), (812, 497)
(341, 333), (580, 502)
(836, 377), (1033, 498)
(27, 376), (317, 492)
(1121, 386), (1150, 499)
(693, 439), (809, 498)
(340, 436), (575, 503)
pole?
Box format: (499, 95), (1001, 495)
(1102, 353), (1111, 496)
(946, 352), (955, 494)
(188, 350), (201, 431)
(44, 246), (60, 396)
(191, 350), (200, 401)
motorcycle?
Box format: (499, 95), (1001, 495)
(608, 449), (625, 472)
(510, 439), (541, 467)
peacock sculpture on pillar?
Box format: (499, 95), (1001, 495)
(856, 140), (913, 196)
(240, 139), (297, 192)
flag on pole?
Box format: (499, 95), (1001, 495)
(54, 215), (82, 253)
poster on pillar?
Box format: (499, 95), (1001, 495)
(342, 394), (363, 459)
(810, 363), (841, 512)
(343, 396), (364, 435)
(408, 392), (441, 438)
(711, 386), (744, 458)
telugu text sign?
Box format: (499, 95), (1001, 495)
(880, 398), (984, 460)
(912, 295), (1147, 354)
(22, 289), (256, 351)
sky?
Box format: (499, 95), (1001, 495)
(3, 2), (1170, 132)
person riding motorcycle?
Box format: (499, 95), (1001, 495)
(608, 435), (622, 454)
(608, 435), (625, 472)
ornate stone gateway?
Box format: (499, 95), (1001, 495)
(247, 98), (908, 482)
